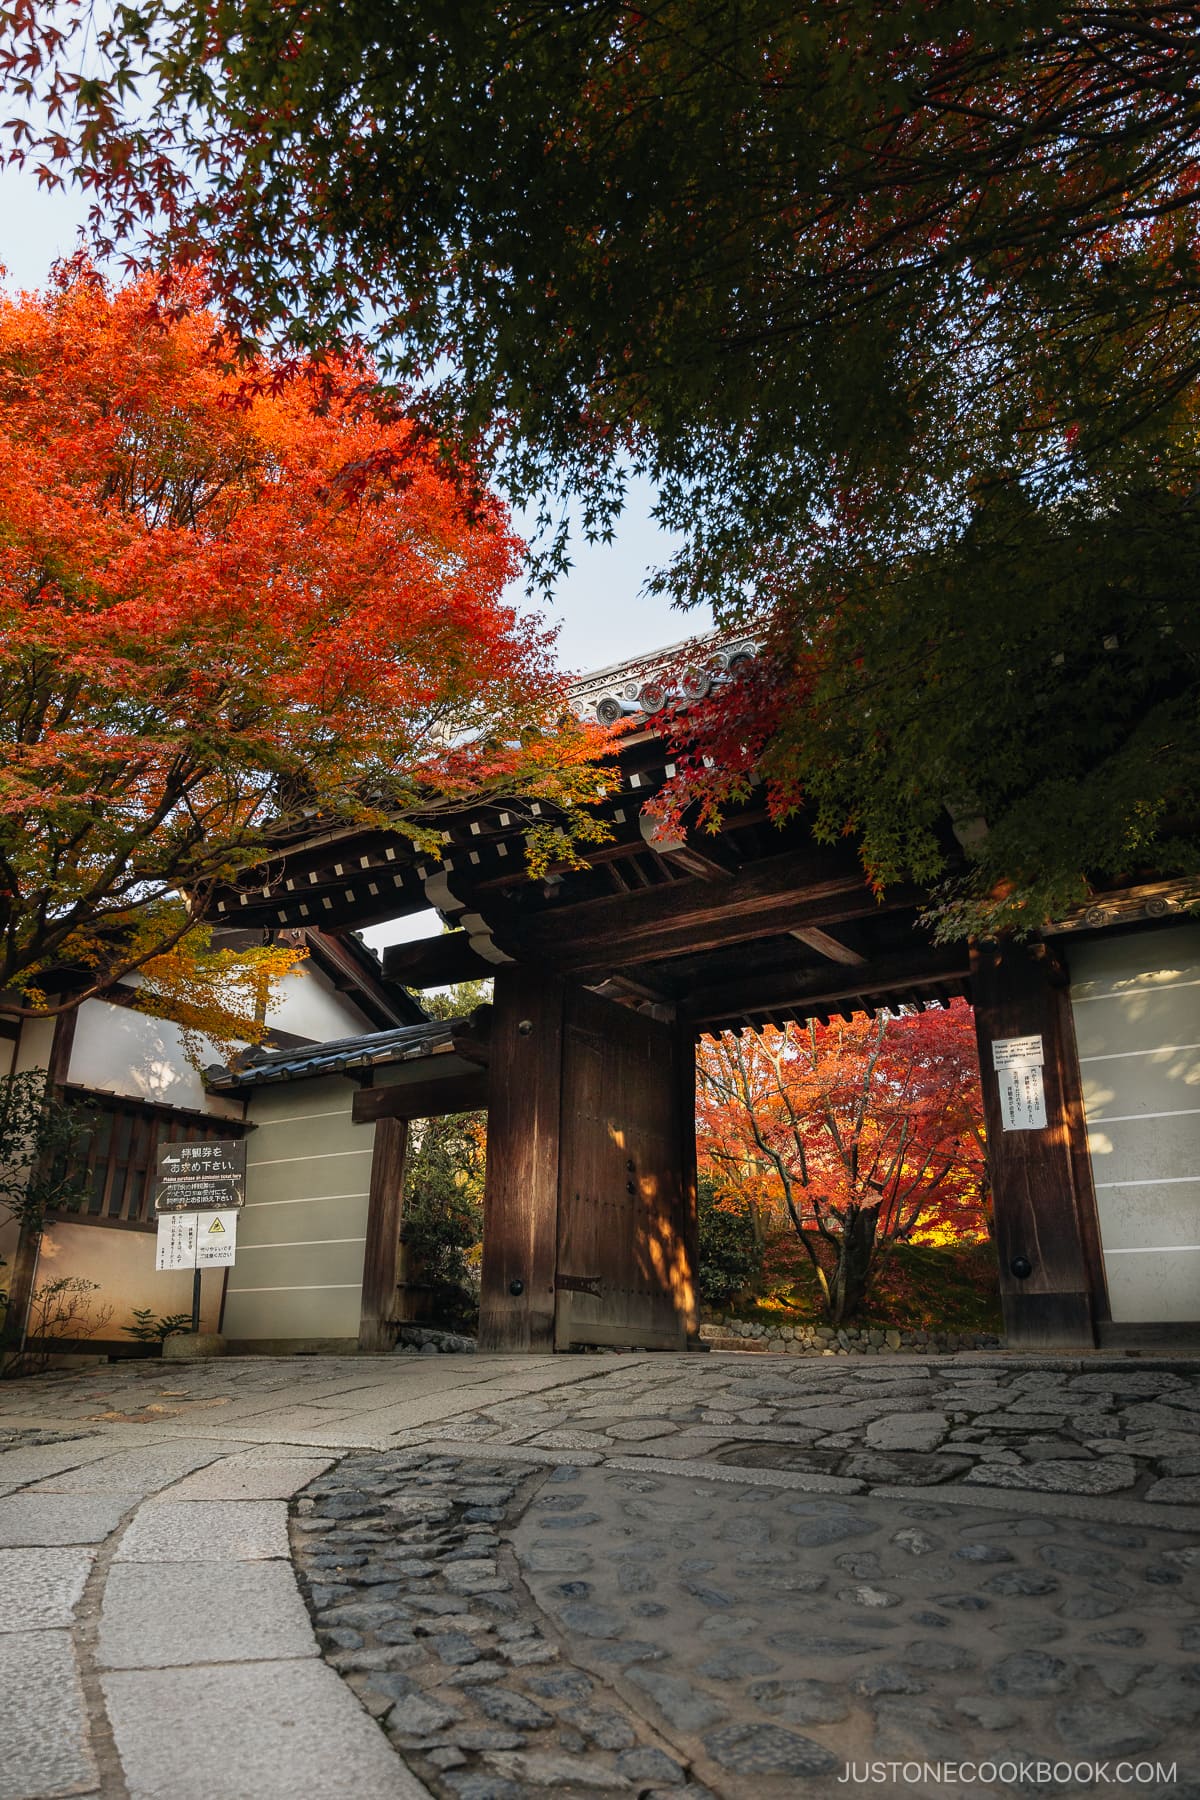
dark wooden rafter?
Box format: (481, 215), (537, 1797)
(495, 849), (923, 978)
(789, 926), (867, 966)
(469, 831), (686, 898)
(686, 946), (971, 1030)
(353, 1068), (489, 1124)
(382, 931), (496, 989)
(213, 830), (431, 928)
(453, 790), (769, 903)
(638, 812), (737, 883)
(588, 971), (670, 1006)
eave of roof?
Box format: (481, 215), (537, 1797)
(205, 1018), (466, 1089)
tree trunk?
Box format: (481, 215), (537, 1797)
(826, 1206), (879, 1324)
(1, 1219), (42, 1355)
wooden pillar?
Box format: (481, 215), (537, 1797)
(357, 1117), (408, 1352)
(970, 940), (1097, 1349)
(675, 1024), (702, 1344)
(478, 966), (565, 1353)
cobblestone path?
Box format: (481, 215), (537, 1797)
(0, 1350), (1197, 1799)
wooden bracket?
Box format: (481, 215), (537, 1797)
(555, 1273), (603, 1297)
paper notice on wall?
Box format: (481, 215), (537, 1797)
(195, 1211), (238, 1267)
(156, 1212), (198, 1271)
(998, 1060), (1047, 1131)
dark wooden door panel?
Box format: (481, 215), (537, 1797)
(555, 988), (690, 1350)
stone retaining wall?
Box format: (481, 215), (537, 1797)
(698, 1316), (1001, 1355)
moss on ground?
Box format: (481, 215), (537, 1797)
(722, 1238), (1003, 1336)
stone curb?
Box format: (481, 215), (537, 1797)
(871, 1481), (1200, 1533)
(398, 1439), (606, 1467)
(605, 1453), (867, 1493)
(310, 1435), (1200, 1521)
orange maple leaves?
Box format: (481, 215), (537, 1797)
(0, 260), (603, 999)
(697, 1002), (989, 1249)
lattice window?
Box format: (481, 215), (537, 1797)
(51, 1091), (245, 1229)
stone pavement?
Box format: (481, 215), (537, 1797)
(0, 1349), (1198, 1799)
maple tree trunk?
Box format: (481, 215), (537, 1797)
(825, 1207), (879, 1325)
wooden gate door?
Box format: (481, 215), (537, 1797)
(554, 988), (694, 1351)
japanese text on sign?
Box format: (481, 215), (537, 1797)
(155, 1210), (238, 1269)
(196, 1211), (238, 1267)
(155, 1212), (198, 1271)
(991, 1034), (1048, 1132)
(155, 1139), (246, 1212)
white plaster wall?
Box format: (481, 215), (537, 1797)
(67, 1001), (244, 1120)
(13, 1015), (56, 1077)
(268, 959), (375, 1043)
(222, 1074), (373, 1344)
(1070, 923), (1200, 1323)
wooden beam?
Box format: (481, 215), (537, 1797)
(970, 940), (1096, 1350)
(682, 945), (970, 1027)
(478, 967), (565, 1353)
(382, 931), (496, 988)
(588, 972), (670, 1005)
(352, 1068), (488, 1124)
(660, 843), (737, 881)
(1051, 954), (1110, 1328)
(1042, 877), (1200, 936)
(358, 1118), (408, 1352)
(469, 828), (659, 893)
(675, 1022), (701, 1344)
(789, 926), (867, 966)
(501, 849), (921, 977)
(447, 1031), (491, 1067)
(639, 814), (737, 882)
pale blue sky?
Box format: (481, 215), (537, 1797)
(0, 161), (709, 674)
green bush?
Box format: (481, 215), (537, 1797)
(697, 1178), (764, 1307)
(401, 1109), (485, 1333)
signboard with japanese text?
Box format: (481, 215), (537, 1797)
(154, 1140), (246, 1213)
(195, 1211), (238, 1267)
(996, 1056), (1048, 1131)
(155, 1211), (199, 1271)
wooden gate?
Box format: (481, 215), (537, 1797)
(554, 988), (694, 1350)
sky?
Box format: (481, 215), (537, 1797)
(0, 163), (710, 673)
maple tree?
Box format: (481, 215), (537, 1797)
(696, 1002), (988, 1323)
(3, 1), (1198, 927)
(0, 261), (606, 1014)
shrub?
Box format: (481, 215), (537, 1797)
(696, 1178), (764, 1307)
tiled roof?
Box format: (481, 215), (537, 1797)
(566, 629), (762, 725)
(205, 1018), (463, 1089)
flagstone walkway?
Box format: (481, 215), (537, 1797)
(0, 1349), (1198, 1799)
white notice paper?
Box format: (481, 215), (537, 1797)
(195, 1211), (238, 1267)
(998, 1061), (1047, 1131)
(992, 1035), (1044, 1072)
(156, 1212), (198, 1271)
